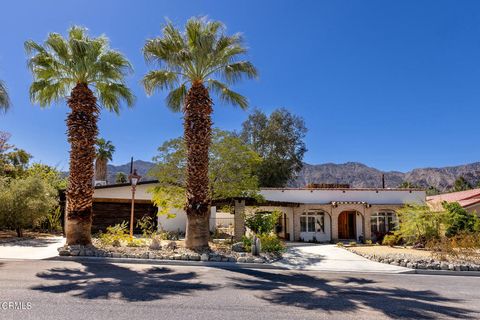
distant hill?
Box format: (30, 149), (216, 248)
(102, 160), (480, 192)
(106, 160), (156, 184)
(289, 162), (480, 191)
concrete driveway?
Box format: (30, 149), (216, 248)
(273, 243), (411, 273)
(0, 236), (65, 260)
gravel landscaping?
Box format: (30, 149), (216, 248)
(346, 245), (480, 272)
(57, 238), (280, 264)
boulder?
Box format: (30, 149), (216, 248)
(232, 242), (245, 252)
(200, 253), (209, 262)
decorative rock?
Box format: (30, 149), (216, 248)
(188, 254), (201, 261)
(58, 249), (70, 256)
(112, 252), (122, 258)
(228, 257), (236, 262)
(165, 241), (177, 250)
(70, 250), (80, 256)
(200, 253), (209, 261)
(149, 238), (162, 250)
(173, 254), (182, 260)
(254, 258), (264, 264)
(237, 257), (247, 263)
(246, 257), (254, 263)
(232, 242), (245, 252)
(112, 240), (121, 247)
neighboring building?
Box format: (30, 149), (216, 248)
(92, 182), (425, 242)
(427, 188), (480, 215)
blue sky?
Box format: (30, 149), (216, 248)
(0, 0), (479, 172)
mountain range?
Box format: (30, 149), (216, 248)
(105, 160), (480, 192)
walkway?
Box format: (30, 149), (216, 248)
(273, 243), (412, 273)
(0, 236), (65, 259)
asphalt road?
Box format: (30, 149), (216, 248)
(0, 259), (479, 320)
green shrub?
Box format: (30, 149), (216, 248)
(396, 204), (446, 245)
(259, 234), (285, 253)
(336, 242), (344, 247)
(126, 238), (145, 247)
(349, 241), (357, 247)
(443, 202), (480, 237)
(365, 239), (373, 245)
(136, 215), (156, 238)
(98, 221), (129, 246)
(245, 210), (281, 235)
(382, 234), (398, 246)
(0, 175), (57, 237)
(242, 235), (253, 252)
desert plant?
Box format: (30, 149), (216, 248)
(0, 175), (57, 237)
(0, 80), (10, 112)
(95, 138), (115, 182)
(26, 26), (135, 245)
(98, 221), (130, 246)
(396, 203), (447, 245)
(136, 215), (156, 238)
(443, 202), (480, 237)
(142, 17), (257, 249)
(365, 239), (373, 245)
(245, 210), (281, 235)
(259, 234), (285, 253)
(382, 234), (399, 247)
(427, 232), (480, 263)
(349, 241), (357, 247)
(336, 242), (344, 247)
(43, 206), (62, 232)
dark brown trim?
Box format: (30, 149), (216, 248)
(93, 197), (152, 204)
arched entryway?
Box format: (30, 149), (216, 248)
(338, 211), (363, 240)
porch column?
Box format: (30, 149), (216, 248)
(234, 200), (246, 241)
(364, 207), (372, 240)
(331, 206), (339, 242)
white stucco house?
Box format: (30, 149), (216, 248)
(92, 181), (425, 243)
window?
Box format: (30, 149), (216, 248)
(300, 211), (325, 233)
(371, 211), (397, 235)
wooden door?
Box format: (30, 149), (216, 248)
(338, 211), (356, 239)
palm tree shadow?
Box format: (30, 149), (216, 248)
(223, 268), (475, 319)
(31, 261), (216, 302)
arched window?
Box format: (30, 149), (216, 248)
(371, 211), (397, 235)
(300, 211), (325, 233)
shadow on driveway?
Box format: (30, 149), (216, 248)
(222, 267), (475, 319)
(0, 237), (62, 248)
(31, 261), (216, 302)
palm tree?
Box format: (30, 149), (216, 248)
(0, 80), (10, 112)
(95, 138), (115, 182)
(25, 26), (135, 245)
(142, 17), (257, 249)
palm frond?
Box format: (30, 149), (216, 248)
(207, 79), (248, 109)
(165, 84), (187, 112)
(142, 70), (179, 95)
(0, 80), (11, 111)
(25, 25), (135, 111)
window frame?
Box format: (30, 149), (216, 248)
(300, 210), (326, 233)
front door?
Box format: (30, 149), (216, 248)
(338, 211), (356, 239)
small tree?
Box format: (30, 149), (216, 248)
(245, 210), (281, 235)
(452, 176), (472, 192)
(115, 172), (128, 184)
(443, 202), (480, 237)
(0, 175), (57, 236)
(396, 204), (447, 245)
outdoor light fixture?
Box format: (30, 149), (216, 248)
(128, 169), (141, 240)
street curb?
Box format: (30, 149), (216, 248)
(413, 269), (480, 277)
(48, 256), (288, 270)
(47, 256), (480, 276)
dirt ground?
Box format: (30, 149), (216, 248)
(348, 245), (433, 258)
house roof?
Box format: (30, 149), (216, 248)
(427, 188), (480, 208)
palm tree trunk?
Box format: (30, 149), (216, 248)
(65, 83), (98, 245)
(184, 82), (212, 249)
(95, 158), (107, 182)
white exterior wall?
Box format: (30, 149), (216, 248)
(94, 184), (154, 201)
(260, 189), (425, 205)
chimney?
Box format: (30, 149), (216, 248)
(382, 174), (385, 189)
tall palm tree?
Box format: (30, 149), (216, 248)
(142, 17), (257, 249)
(95, 138), (115, 182)
(25, 26), (135, 245)
(0, 80), (10, 112)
